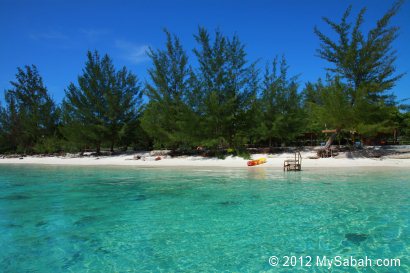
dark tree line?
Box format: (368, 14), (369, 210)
(1, 2), (408, 155)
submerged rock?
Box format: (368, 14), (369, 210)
(5, 223), (22, 228)
(219, 201), (241, 206)
(345, 233), (368, 244)
(1, 194), (31, 200)
(73, 216), (99, 227)
(35, 220), (47, 227)
(62, 251), (83, 269)
(134, 194), (147, 201)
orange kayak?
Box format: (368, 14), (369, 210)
(247, 158), (267, 166)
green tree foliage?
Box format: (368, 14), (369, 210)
(303, 77), (353, 130)
(61, 51), (142, 153)
(118, 117), (152, 151)
(256, 56), (304, 146)
(141, 30), (199, 149)
(0, 65), (58, 153)
(303, 77), (399, 144)
(398, 110), (410, 142)
(301, 80), (325, 133)
(193, 27), (258, 149)
(314, 1), (404, 137)
(0, 2), (407, 155)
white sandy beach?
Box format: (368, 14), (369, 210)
(1, 149), (410, 168)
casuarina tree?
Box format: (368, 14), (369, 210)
(61, 51), (142, 153)
(0, 65), (58, 153)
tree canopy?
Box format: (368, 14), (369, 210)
(0, 65), (58, 153)
(61, 51), (142, 153)
(256, 56), (304, 146)
(313, 1), (404, 137)
(192, 27), (258, 149)
(0, 2), (408, 154)
(141, 30), (198, 149)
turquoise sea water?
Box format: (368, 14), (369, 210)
(0, 165), (408, 272)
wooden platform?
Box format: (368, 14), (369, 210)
(284, 151), (302, 171)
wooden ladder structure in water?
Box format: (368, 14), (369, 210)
(283, 151), (302, 171)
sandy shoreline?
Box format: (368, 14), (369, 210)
(1, 150), (409, 168)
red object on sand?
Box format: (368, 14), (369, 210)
(247, 158), (267, 166)
(155, 156), (161, 161)
(247, 160), (257, 166)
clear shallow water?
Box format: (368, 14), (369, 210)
(0, 165), (408, 272)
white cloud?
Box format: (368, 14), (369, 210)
(115, 40), (150, 64)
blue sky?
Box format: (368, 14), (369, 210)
(0, 0), (409, 103)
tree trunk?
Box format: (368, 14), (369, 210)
(393, 129), (397, 144)
(96, 143), (101, 155)
(352, 133), (355, 150)
(324, 132), (337, 150)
